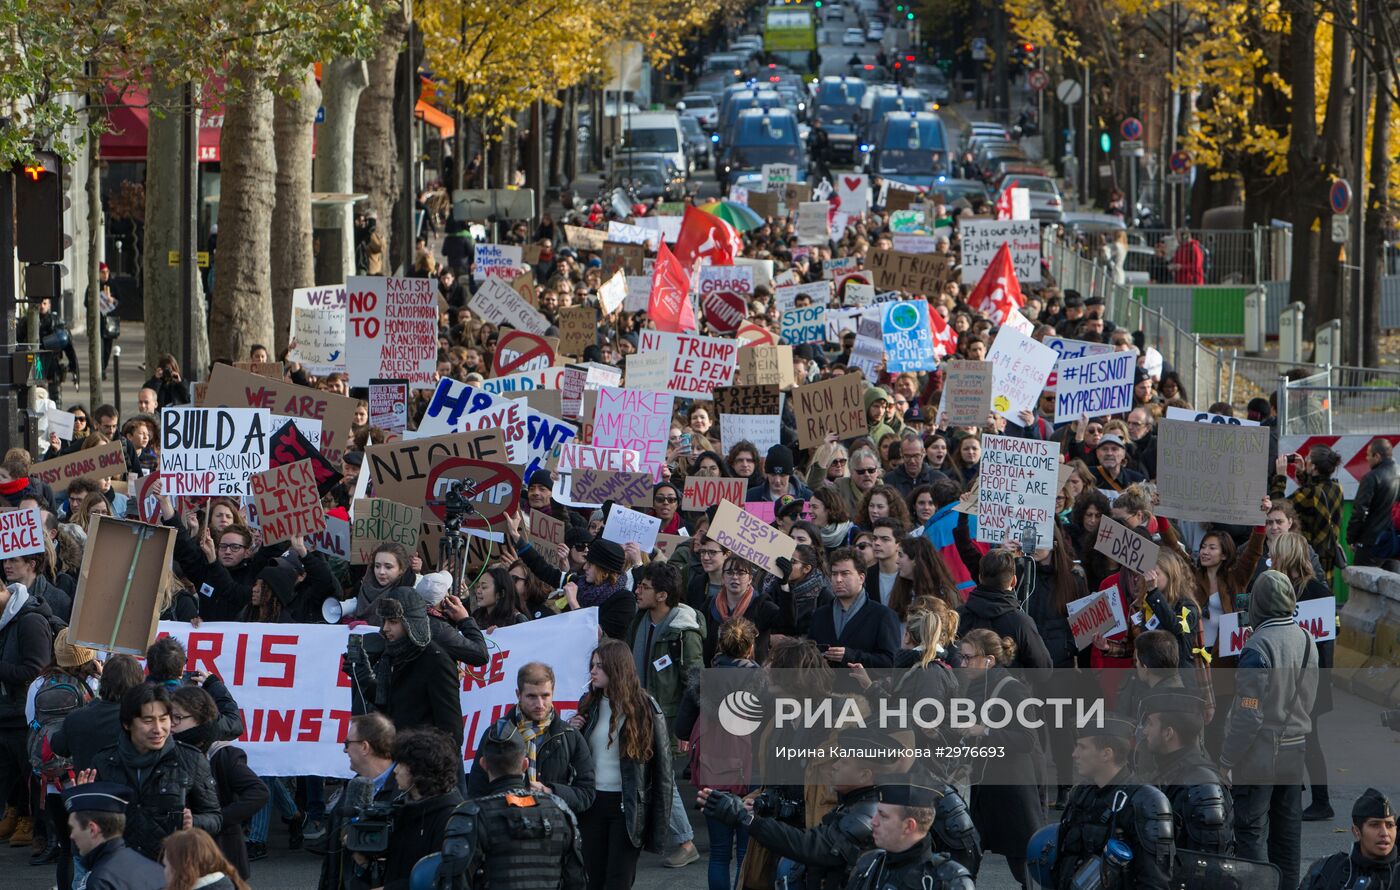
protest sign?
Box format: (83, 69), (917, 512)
(344, 277), (437, 387)
(826, 307), (863, 342)
(708, 500), (796, 575)
(882, 301), (937, 372)
(558, 306), (597, 357)
(368, 379), (408, 437)
(562, 468), (654, 509)
(635, 331), (738, 397)
(1093, 515), (1160, 576)
(607, 221), (650, 245)
(473, 243), (523, 280)
(1155, 419), (1270, 525)
(554, 443), (643, 474)
(1042, 336), (1114, 388)
(160, 407), (271, 496)
(417, 378), (576, 480)
(251, 460), (325, 544)
(601, 505), (661, 551)
(976, 434), (1058, 549)
(564, 224), (606, 251)
(714, 384), (781, 416)
(682, 476), (746, 511)
(592, 387), (674, 479)
(623, 351), (672, 392)
(307, 514), (350, 561)
(69, 516), (175, 655)
(32, 442), (130, 493)
(479, 367), (568, 395)
(774, 281), (832, 312)
(623, 276), (652, 312)
(792, 374), (866, 448)
(796, 202), (830, 245)
(511, 269), (536, 304)
(350, 498), (421, 564)
(1053, 351), (1136, 422)
(654, 534), (686, 561)
(697, 266), (753, 336)
(44, 408), (75, 441)
(233, 362), (283, 379)
(781, 306), (827, 346)
(1163, 406), (1260, 427)
(744, 500), (776, 524)
(884, 188), (920, 213)
(365, 429), (511, 530)
(939, 361), (994, 426)
(835, 174), (868, 215)
(959, 219), (1042, 283)
(762, 164), (798, 192)
(1217, 599), (1336, 657)
(736, 320), (777, 347)
(782, 182), (812, 207)
(470, 277), (550, 335)
(598, 271), (628, 315)
(891, 235), (938, 254)
(889, 209), (925, 234)
(529, 511), (568, 572)
(289, 284), (347, 375)
(987, 325), (1058, 422)
(1066, 589), (1129, 648)
(848, 316), (885, 380)
(867, 249), (950, 294)
(734, 346), (795, 390)
(720, 414), (782, 457)
(602, 241), (646, 275)
(0, 506), (45, 559)
(268, 421), (341, 496)
(203, 364), (358, 466)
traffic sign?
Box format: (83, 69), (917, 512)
(1169, 150), (1192, 174)
(1055, 79), (1082, 105)
(1028, 70), (1050, 91)
(1121, 140), (1144, 157)
(971, 38), (988, 61)
(1332, 213), (1349, 244)
(1329, 179), (1352, 215)
(1120, 117), (1143, 141)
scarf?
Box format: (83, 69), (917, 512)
(374, 637), (424, 708)
(515, 709), (554, 784)
(176, 723), (218, 753)
(820, 521), (853, 550)
(117, 733), (167, 788)
(714, 587), (753, 623)
(356, 573), (399, 620)
(575, 577), (621, 610)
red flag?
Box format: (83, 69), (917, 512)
(648, 240), (697, 333)
(928, 306), (959, 359)
(672, 205), (742, 271)
(967, 243), (1025, 326)
(995, 179), (1019, 220)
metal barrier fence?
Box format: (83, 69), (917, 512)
(1278, 365), (1400, 436)
(1058, 226), (1292, 285)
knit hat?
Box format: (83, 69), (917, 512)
(565, 526), (594, 549)
(526, 468), (554, 489)
(257, 562), (299, 607)
(376, 587), (432, 648)
(585, 538), (626, 575)
(344, 451), (364, 467)
(1247, 570), (1296, 627)
(415, 572), (454, 608)
(53, 627), (96, 669)
(765, 444), (795, 477)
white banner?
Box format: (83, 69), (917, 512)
(289, 285), (347, 376)
(155, 610), (599, 776)
(1215, 599), (1336, 657)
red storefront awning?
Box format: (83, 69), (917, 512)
(99, 85), (225, 163)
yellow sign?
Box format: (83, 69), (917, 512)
(167, 251), (211, 268)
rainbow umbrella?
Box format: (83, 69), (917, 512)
(697, 199), (765, 232)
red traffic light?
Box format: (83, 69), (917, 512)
(19, 153), (58, 182)
(1022, 43), (1036, 53)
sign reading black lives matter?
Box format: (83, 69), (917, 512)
(1155, 419), (1270, 525)
(160, 407), (271, 496)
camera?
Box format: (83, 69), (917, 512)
(344, 800), (399, 854)
(750, 788), (803, 822)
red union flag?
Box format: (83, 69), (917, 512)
(967, 243), (1025, 326)
(995, 179), (1018, 220)
(672, 205), (742, 271)
(648, 240), (697, 333)
(928, 307), (959, 359)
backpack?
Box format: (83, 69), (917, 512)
(28, 671), (93, 783)
(688, 692), (755, 794)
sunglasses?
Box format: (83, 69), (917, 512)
(654, 496), (679, 504)
(855, 468), (879, 475)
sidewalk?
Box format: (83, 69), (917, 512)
(57, 321), (148, 415)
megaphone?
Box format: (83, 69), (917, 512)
(323, 596), (357, 624)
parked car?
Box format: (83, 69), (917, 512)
(842, 27), (866, 46)
(680, 116), (713, 171)
(995, 174), (1064, 222)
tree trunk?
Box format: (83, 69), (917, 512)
(209, 69), (277, 362)
(143, 81), (209, 373)
(313, 58), (368, 287)
(549, 90), (566, 188)
(1317, 5), (1354, 327)
(1361, 41), (1391, 368)
(86, 101), (104, 410)
(1285, 0), (1322, 321)
(270, 66), (321, 354)
(564, 87), (579, 184)
(354, 9), (409, 267)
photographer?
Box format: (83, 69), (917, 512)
(141, 354), (191, 407)
(319, 714), (399, 890)
(381, 729), (462, 890)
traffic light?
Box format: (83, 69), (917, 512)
(15, 151), (64, 264)
(1100, 132), (1112, 154)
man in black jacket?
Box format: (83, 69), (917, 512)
(144, 636), (245, 742)
(810, 547), (901, 670)
(1138, 691), (1233, 855)
(466, 661), (595, 814)
(62, 782), (165, 890)
(0, 579), (55, 840)
(958, 548), (1053, 669)
(1348, 437), (1399, 566)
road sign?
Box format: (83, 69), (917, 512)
(1028, 70), (1050, 91)
(1120, 117), (1143, 141)
(971, 38), (988, 61)
(1121, 140), (1144, 157)
(1169, 150), (1192, 174)
(1332, 213), (1350, 244)
(1055, 79), (1083, 105)
(1167, 173), (1189, 184)
(1329, 179), (1352, 215)
(167, 251), (210, 268)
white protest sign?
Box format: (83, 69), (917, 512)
(607, 221), (650, 245)
(624, 276), (652, 312)
(1042, 336), (1114, 388)
(416, 378), (575, 479)
(1053, 351), (1136, 422)
(796, 202), (830, 245)
(473, 243), (524, 281)
(959, 219), (1042, 284)
(0, 506), (45, 559)
(160, 407), (271, 496)
(479, 367), (567, 395)
(720, 414), (782, 457)
(635, 330), (739, 397)
(307, 513), (351, 561)
(470, 277), (551, 335)
(599, 271), (628, 315)
(289, 284), (347, 375)
(892, 234), (938, 254)
(762, 164), (798, 192)
(1066, 588), (1128, 646)
(827, 307), (864, 342)
(697, 265), (755, 297)
(1164, 406), (1260, 427)
(835, 174), (869, 215)
(849, 316), (885, 380)
(601, 504), (662, 552)
(1216, 599), (1336, 657)
(44, 408), (76, 441)
(774, 281), (833, 312)
(987, 325), (1058, 422)
(344, 277), (438, 388)
(975, 434), (1058, 550)
(1092, 515), (1160, 576)
(623, 350), (673, 392)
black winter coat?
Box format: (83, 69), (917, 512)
(466, 705), (596, 814)
(958, 585), (1054, 670)
(579, 694), (674, 852)
(357, 641), (464, 747)
(0, 592), (54, 729)
(81, 837), (166, 890)
(963, 667), (1046, 856)
(429, 614), (489, 667)
(209, 744), (269, 878)
(51, 698), (119, 770)
(1023, 563), (1087, 668)
(92, 737), (224, 860)
(383, 790), (463, 890)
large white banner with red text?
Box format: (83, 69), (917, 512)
(156, 609), (599, 776)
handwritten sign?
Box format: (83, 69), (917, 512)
(1163, 406), (1260, 427)
(345, 276), (437, 387)
(774, 281), (832, 312)
(762, 164), (798, 192)
(792, 374), (866, 449)
(1155, 419), (1270, 525)
(654, 534), (686, 560)
(351, 498), (422, 565)
(709, 500), (796, 575)
(564, 224), (606, 251)
(1067, 589), (1128, 649)
(940, 361), (994, 426)
(558, 305), (596, 357)
(601, 504), (661, 551)
(720, 414), (782, 457)
(562, 468), (654, 509)
(289, 284), (347, 375)
(1093, 515), (1160, 576)
(473, 243), (523, 281)
(867, 249), (950, 295)
(417, 378), (576, 480)
(0, 506), (45, 559)
(44, 408), (76, 441)
(364, 429), (511, 532)
(592, 387), (674, 479)
(250, 460), (325, 544)
(530, 511), (568, 572)
(202, 364), (358, 467)
(268, 421), (341, 496)
(1053, 351), (1135, 422)
(781, 306), (827, 346)
(796, 201), (830, 245)
(470, 277), (550, 335)
(1216, 598), (1336, 657)
(682, 476), (746, 511)
(849, 316), (885, 380)
(636, 331), (738, 397)
(987, 325), (1058, 422)
(959, 219), (1042, 284)
(714, 385), (781, 417)
(160, 407), (271, 496)
(881, 301), (937, 372)
(976, 434), (1058, 549)
(735, 346), (795, 390)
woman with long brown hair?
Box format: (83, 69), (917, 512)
(161, 828), (250, 890)
(568, 639), (673, 890)
(855, 483), (911, 531)
(889, 535), (960, 617)
(1193, 529), (1242, 655)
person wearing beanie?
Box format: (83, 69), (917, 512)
(241, 561), (300, 623)
(507, 512), (638, 641)
(744, 444), (813, 504)
(26, 628), (100, 868)
(1300, 788), (1399, 889)
(415, 572), (490, 668)
(525, 468), (558, 518)
(342, 588), (464, 748)
(1220, 569), (1319, 890)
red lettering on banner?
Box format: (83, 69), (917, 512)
(297, 710), (322, 742)
(234, 633), (249, 685)
(464, 649), (510, 691)
(259, 635), (298, 687)
(186, 632), (223, 675)
(329, 710), (352, 742)
(266, 710), (294, 742)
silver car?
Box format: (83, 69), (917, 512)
(996, 174), (1065, 222)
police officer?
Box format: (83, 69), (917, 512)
(1053, 717), (1174, 890)
(1300, 788), (1400, 889)
(700, 730), (888, 890)
(438, 718), (586, 889)
(62, 782), (165, 890)
(1137, 692), (1233, 855)
(845, 782), (974, 890)
(896, 761), (981, 876)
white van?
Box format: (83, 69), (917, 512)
(620, 111), (690, 176)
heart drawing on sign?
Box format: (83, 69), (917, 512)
(843, 177), (863, 193)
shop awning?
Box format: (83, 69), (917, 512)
(416, 100), (454, 137)
(99, 85), (224, 163)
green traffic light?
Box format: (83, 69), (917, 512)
(906, 11), (914, 19)
(1100, 133), (1112, 153)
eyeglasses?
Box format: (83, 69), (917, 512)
(342, 737), (365, 751)
(1127, 420), (1148, 428)
(571, 543), (589, 551)
(830, 458), (848, 466)
(217, 543), (247, 552)
(723, 568), (751, 577)
(696, 549), (724, 558)
(855, 467), (879, 475)
(654, 495), (678, 504)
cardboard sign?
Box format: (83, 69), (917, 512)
(470, 277), (550, 335)
(708, 500), (796, 575)
(494, 330), (559, 376)
(622, 351), (672, 392)
(530, 511), (568, 573)
(554, 443), (643, 474)
(160, 407), (271, 496)
(882, 301), (937, 372)
(987, 325), (1058, 422)
(762, 163), (799, 192)
(591, 387), (675, 479)
(793, 374), (866, 448)
(45, 408), (76, 441)
(364, 429), (510, 530)
(940, 361), (994, 427)
(720, 414), (782, 457)
(30, 441), (127, 490)
(602, 241), (646, 275)
(343, 276), (437, 387)
(1163, 406), (1261, 427)
(564, 224), (607, 252)
(558, 305), (597, 357)
(682, 476), (746, 511)
(480, 367), (568, 395)
(1093, 515), (1160, 576)
(867, 249), (951, 295)
(783, 182), (812, 207)
(959, 219), (1042, 284)
(654, 534), (686, 560)
(601, 504), (661, 551)
(473, 243), (524, 281)
(511, 269), (537, 305)
(233, 362), (284, 379)
(1053, 351), (1136, 422)
(736, 320), (777, 347)
(251, 460), (325, 544)
(1067, 589), (1128, 648)
(289, 284), (348, 375)
(268, 421), (342, 497)
(714, 384), (781, 416)
(953, 477), (979, 515)
(1155, 419), (1270, 526)
(1216, 598), (1336, 657)
(796, 201), (830, 245)
(884, 188), (920, 213)
(0, 506), (45, 559)
(203, 364), (359, 466)
(735, 346), (796, 390)
(598, 270), (627, 315)
(976, 434), (1058, 550)
(564, 468), (654, 509)
(635, 330), (738, 397)
(69, 515), (175, 655)
(746, 190), (779, 219)
(781, 306), (827, 345)
(308, 513), (351, 561)
(350, 498), (422, 565)
(774, 281), (832, 312)
(368, 379), (409, 437)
